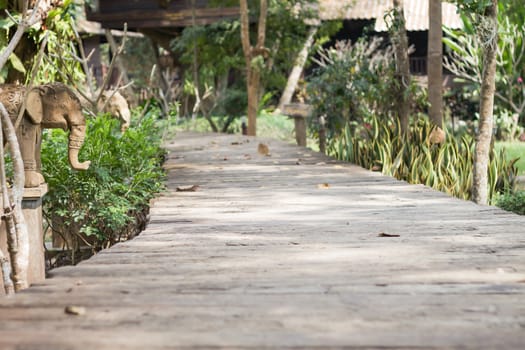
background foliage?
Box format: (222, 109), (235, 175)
(443, 2), (525, 141)
(170, 0), (340, 129)
(305, 18), (521, 209)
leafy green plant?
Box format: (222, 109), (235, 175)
(443, 10), (525, 135)
(306, 37), (427, 138)
(0, 0), (86, 84)
(34, 0), (86, 84)
(495, 191), (525, 215)
(42, 111), (166, 256)
(327, 115), (518, 204)
(0, 13), (27, 81)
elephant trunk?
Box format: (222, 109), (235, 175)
(120, 108), (131, 132)
(68, 125), (91, 170)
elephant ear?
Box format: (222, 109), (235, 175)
(26, 88), (43, 124)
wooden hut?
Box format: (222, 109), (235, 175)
(317, 0), (463, 75)
(86, 0), (240, 50)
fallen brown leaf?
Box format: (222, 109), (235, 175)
(65, 305), (86, 316)
(176, 185), (200, 192)
(258, 143), (270, 156)
(378, 232), (400, 237)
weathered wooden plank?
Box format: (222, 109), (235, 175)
(1, 131), (525, 349)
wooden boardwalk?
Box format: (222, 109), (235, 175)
(1, 131), (525, 349)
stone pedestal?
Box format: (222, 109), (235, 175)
(282, 103), (313, 147)
(1, 184), (47, 295)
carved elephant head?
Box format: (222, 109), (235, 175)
(98, 90), (131, 132)
(0, 83), (90, 187)
(26, 83), (91, 173)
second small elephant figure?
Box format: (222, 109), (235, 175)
(98, 90), (131, 132)
(0, 82), (91, 188)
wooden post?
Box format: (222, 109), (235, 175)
(282, 103), (312, 148)
(0, 184), (47, 295)
(293, 116), (307, 147)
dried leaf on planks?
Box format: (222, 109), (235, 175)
(65, 305), (86, 316)
(258, 143), (271, 156)
(378, 232), (400, 238)
(231, 139), (249, 145)
(176, 185), (200, 192)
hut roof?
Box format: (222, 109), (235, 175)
(318, 0), (463, 31)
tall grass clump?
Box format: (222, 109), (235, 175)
(327, 116), (518, 204)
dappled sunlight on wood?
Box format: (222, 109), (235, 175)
(2, 132), (525, 349)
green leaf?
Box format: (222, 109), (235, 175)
(442, 37), (465, 56)
(0, 17), (16, 29)
(250, 55), (265, 71)
(47, 8), (63, 21)
(9, 53), (26, 73)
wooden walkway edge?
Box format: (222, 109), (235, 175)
(1, 131), (525, 349)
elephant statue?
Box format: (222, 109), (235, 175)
(98, 90), (131, 132)
(0, 82), (90, 188)
(79, 89), (131, 132)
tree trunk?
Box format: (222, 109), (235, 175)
(0, 103), (29, 292)
(240, 0), (268, 136)
(278, 26), (318, 111)
(427, 0), (443, 128)
(0, 0), (40, 293)
(472, 1), (498, 205)
(246, 70), (260, 135)
(392, 0), (411, 136)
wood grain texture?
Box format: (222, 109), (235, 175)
(1, 132), (525, 349)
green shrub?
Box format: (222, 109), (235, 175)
(495, 191), (525, 215)
(42, 112), (166, 254)
(327, 115), (518, 204)
(306, 37), (427, 138)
